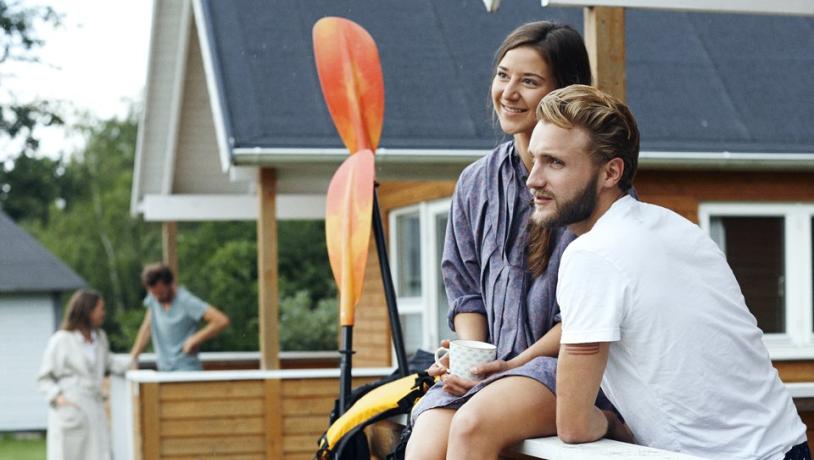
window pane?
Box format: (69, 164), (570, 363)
(400, 313), (422, 355)
(711, 216), (785, 333)
(396, 212), (421, 297)
(435, 213), (455, 343)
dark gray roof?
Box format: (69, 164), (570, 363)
(0, 211), (85, 293)
(198, 0), (814, 154)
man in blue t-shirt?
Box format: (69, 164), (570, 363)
(129, 263), (230, 371)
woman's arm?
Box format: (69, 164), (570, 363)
(469, 323), (562, 379)
(452, 313), (488, 342)
(508, 323), (561, 367)
(37, 334), (65, 406)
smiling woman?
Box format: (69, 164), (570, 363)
(404, 21), (630, 460)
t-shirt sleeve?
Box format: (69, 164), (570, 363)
(558, 248), (630, 344)
(181, 289), (209, 321)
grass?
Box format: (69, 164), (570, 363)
(0, 433), (45, 460)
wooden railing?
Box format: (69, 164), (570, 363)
(109, 354), (814, 460)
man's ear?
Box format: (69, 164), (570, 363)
(601, 157), (625, 189)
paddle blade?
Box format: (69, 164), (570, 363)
(313, 17), (384, 153)
(325, 149), (375, 326)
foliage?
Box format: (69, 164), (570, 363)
(0, 0), (64, 156)
(280, 291), (338, 351)
(5, 111), (338, 353)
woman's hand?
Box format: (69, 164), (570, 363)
(55, 394), (77, 408)
(469, 359), (512, 380)
(427, 339), (451, 378)
(440, 373), (477, 396)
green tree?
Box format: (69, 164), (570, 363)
(25, 114), (163, 350)
(0, 152), (67, 223)
(0, 0), (63, 156)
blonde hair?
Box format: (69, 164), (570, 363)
(536, 84), (639, 192)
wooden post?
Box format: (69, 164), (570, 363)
(258, 168), (280, 370)
(584, 6), (626, 102)
(263, 379), (284, 459)
(162, 221), (179, 276)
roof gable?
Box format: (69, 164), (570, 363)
(0, 211), (86, 293)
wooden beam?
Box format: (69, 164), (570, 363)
(162, 221), (179, 277)
(258, 168), (280, 370)
(545, 0), (814, 16)
(584, 6), (626, 102)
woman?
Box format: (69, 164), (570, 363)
(38, 289), (130, 460)
(406, 21), (627, 459)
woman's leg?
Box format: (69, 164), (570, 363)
(446, 377), (556, 460)
(405, 408), (456, 460)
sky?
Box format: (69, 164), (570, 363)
(1, 0), (154, 162)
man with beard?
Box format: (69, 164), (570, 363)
(525, 85), (808, 459)
(129, 263), (230, 371)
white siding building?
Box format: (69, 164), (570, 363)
(0, 210), (85, 431)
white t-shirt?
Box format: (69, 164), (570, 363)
(558, 196), (805, 460)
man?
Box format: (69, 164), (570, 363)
(525, 85), (808, 459)
(129, 263), (230, 371)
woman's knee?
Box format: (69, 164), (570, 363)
(448, 404), (489, 442)
(405, 410), (452, 460)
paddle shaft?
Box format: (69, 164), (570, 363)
(372, 187), (409, 377)
(339, 325), (354, 414)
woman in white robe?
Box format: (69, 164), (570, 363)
(37, 289), (130, 460)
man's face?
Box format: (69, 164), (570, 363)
(526, 121), (601, 230)
(148, 281), (174, 303)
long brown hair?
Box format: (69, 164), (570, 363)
(492, 22), (592, 276)
(61, 289), (102, 332)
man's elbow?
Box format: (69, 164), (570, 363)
(218, 314), (231, 330)
(557, 419), (597, 444)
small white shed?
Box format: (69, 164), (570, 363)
(0, 210), (85, 431)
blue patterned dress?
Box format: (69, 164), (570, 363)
(411, 140), (580, 423)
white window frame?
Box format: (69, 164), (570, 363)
(389, 198), (452, 354)
(699, 202), (814, 360)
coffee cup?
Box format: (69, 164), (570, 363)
(434, 339), (497, 382)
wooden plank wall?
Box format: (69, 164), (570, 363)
(137, 376), (380, 460)
(353, 181), (456, 367)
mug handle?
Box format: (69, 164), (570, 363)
(434, 346), (450, 370)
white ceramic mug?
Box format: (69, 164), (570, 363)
(434, 339), (497, 382)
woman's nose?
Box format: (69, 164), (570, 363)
(503, 79), (520, 99)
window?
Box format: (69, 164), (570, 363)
(390, 199), (454, 355)
(700, 203), (814, 359)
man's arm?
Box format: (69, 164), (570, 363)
(129, 310), (153, 368)
(182, 306), (230, 354)
(556, 342), (621, 443)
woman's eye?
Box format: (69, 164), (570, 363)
(497, 71), (508, 79)
(523, 78), (539, 86)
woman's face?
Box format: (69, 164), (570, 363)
(491, 46), (557, 137)
(90, 299), (106, 328)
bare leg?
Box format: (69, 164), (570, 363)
(446, 377), (556, 460)
(405, 408), (456, 460)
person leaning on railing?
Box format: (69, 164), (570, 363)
(129, 263), (230, 372)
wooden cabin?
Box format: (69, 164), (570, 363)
(128, 0), (814, 457)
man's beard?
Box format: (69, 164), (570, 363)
(531, 174), (599, 228)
